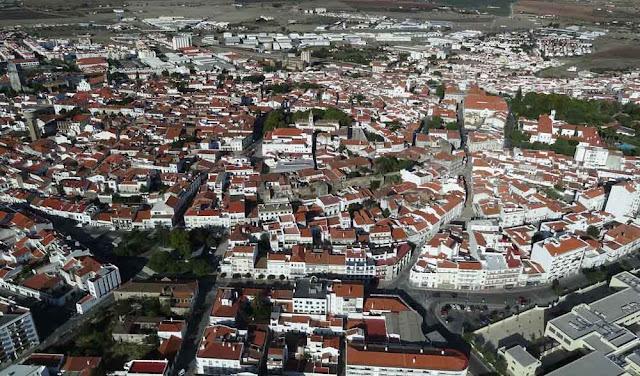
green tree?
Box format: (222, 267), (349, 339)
(374, 157), (413, 174)
(148, 252), (174, 273)
(153, 226), (171, 247)
(191, 259), (212, 277)
(263, 109), (288, 135)
(348, 203), (364, 215)
(245, 74), (265, 83)
(435, 84), (445, 100)
(422, 116), (443, 132)
(586, 225), (600, 238)
(169, 229), (191, 258)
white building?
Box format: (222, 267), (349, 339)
(195, 325), (256, 376)
(327, 282), (364, 316)
(346, 343), (469, 376)
(576, 187), (606, 212)
(574, 145), (609, 168)
(172, 34), (192, 50)
(543, 272), (640, 376)
(605, 181), (640, 219)
(262, 127), (312, 156)
(530, 235), (588, 281)
(219, 244), (257, 276)
(498, 346), (540, 376)
(0, 299), (40, 364)
(293, 278), (328, 315)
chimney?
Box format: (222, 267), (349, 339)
(412, 357), (416, 364)
(420, 348), (423, 354)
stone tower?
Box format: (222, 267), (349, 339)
(8, 62), (22, 92)
(24, 109), (40, 142)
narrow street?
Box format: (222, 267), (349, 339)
(171, 276), (217, 376)
(170, 235), (232, 376)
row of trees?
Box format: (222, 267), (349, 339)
(262, 107), (353, 136)
(510, 91), (640, 126)
(312, 46), (386, 64)
(421, 115), (460, 133)
(373, 156), (414, 175)
(114, 227), (215, 278)
(509, 130), (579, 156)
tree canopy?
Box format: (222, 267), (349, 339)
(374, 157), (414, 174)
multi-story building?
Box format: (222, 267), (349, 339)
(543, 272), (640, 375)
(574, 145), (609, 168)
(530, 235), (588, 281)
(327, 282), (364, 316)
(346, 343), (469, 376)
(262, 128), (312, 157)
(0, 298), (39, 363)
(576, 187), (606, 212)
(467, 132), (503, 152)
(293, 278), (328, 316)
(171, 34), (192, 50)
(462, 91), (508, 129)
(195, 325), (256, 376)
(605, 181), (640, 219)
(498, 346), (540, 376)
(219, 244), (258, 276)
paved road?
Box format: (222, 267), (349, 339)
(458, 105), (474, 222)
(504, 106), (516, 149)
(1, 294), (114, 370)
(468, 351), (493, 376)
(171, 276), (217, 376)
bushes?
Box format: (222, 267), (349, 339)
(312, 46), (386, 64)
(144, 228), (216, 277)
(263, 109), (288, 136)
(510, 92), (633, 126)
(263, 107), (354, 136)
(511, 131), (578, 157)
(245, 74), (265, 83)
(148, 252), (212, 277)
(583, 267), (608, 284)
(422, 115), (443, 132)
(374, 157), (414, 174)
(586, 225), (600, 238)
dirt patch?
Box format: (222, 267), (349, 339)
(514, 0), (600, 21)
(539, 38), (640, 77)
(591, 46), (640, 60)
(340, 0), (437, 11)
(514, 0), (639, 22)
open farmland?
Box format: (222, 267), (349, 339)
(539, 37), (640, 77)
(514, 0), (640, 22)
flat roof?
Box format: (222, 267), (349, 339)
(383, 311), (427, 343)
(504, 346), (539, 368)
(293, 279), (327, 299)
(546, 351), (624, 376)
